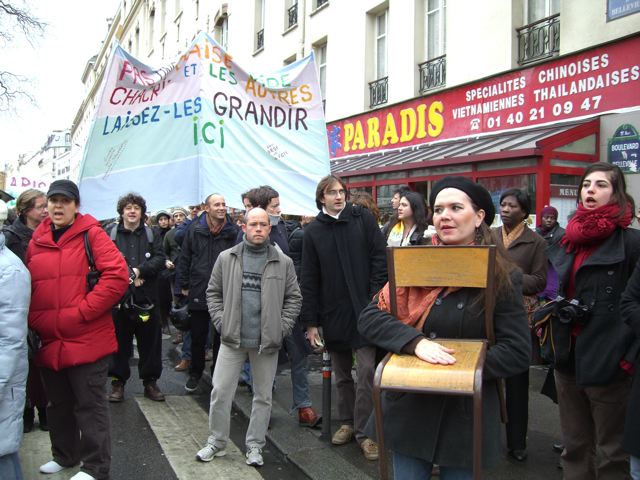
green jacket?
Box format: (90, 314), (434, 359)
(206, 242), (301, 353)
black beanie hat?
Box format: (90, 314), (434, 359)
(429, 176), (495, 226)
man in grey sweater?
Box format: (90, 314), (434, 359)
(195, 208), (302, 467)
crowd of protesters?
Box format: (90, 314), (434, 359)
(0, 162), (639, 479)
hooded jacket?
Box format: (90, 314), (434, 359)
(0, 232), (30, 456)
(206, 242), (301, 353)
(26, 214), (129, 371)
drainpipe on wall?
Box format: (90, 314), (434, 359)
(298, 0), (306, 59)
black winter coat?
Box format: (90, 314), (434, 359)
(535, 223), (565, 248)
(619, 256), (640, 457)
(2, 216), (33, 263)
(177, 216), (239, 310)
(109, 222), (165, 302)
(300, 203), (387, 350)
(548, 227), (640, 386)
(358, 270), (530, 469)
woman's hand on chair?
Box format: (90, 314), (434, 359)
(415, 338), (456, 365)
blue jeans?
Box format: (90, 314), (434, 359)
(283, 333), (311, 410)
(393, 451), (472, 480)
(631, 455), (640, 480)
(0, 453), (23, 480)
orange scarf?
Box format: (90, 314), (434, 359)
(376, 235), (460, 332)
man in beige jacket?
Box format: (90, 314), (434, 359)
(195, 208), (301, 468)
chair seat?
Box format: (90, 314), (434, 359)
(379, 340), (487, 393)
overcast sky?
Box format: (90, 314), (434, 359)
(0, 0), (120, 167)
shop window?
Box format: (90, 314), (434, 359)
(477, 174), (537, 226)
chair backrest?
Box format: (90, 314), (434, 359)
(386, 245), (497, 344)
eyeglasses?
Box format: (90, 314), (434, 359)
(324, 189), (346, 198)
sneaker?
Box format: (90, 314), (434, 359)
(108, 381), (124, 403)
(39, 460), (66, 474)
(245, 447), (264, 467)
(144, 381), (166, 402)
(298, 407), (321, 428)
(360, 438), (379, 461)
(331, 424), (354, 445)
(174, 359), (190, 371)
(70, 472), (96, 480)
(185, 375), (200, 393)
(195, 444), (227, 462)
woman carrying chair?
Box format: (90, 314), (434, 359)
(359, 176), (530, 479)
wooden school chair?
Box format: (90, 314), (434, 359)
(372, 245), (498, 480)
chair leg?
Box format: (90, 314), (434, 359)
(373, 383), (388, 480)
(473, 390), (482, 480)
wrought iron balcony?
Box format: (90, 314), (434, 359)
(419, 55), (446, 93)
(256, 29), (264, 50)
(288, 3), (298, 28)
(517, 14), (560, 65)
(369, 77), (388, 108)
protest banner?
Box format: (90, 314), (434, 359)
(78, 31), (330, 218)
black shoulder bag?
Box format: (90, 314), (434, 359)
(84, 231), (102, 292)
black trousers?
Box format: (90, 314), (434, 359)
(109, 307), (163, 384)
(505, 368), (530, 450)
(188, 309), (220, 378)
(41, 356), (111, 480)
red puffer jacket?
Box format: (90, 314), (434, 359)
(26, 214), (129, 371)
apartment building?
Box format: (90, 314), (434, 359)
(72, 0), (640, 222)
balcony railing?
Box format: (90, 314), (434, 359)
(256, 28), (264, 50)
(369, 77), (388, 108)
(288, 3), (298, 28)
(517, 14), (560, 65)
(418, 55), (446, 93)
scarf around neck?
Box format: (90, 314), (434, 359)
(561, 202), (632, 253)
(501, 221), (526, 249)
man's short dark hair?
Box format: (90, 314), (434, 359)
(315, 175), (347, 210)
(241, 188), (259, 208)
(393, 185), (411, 197)
(117, 192), (147, 217)
(253, 185), (280, 210)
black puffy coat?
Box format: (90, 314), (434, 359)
(2, 216), (33, 263)
(548, 227), (640, 386)
(177, 215), (238, 311)
(619, 256), (640, 457)
(300, 203), (387, 350)
(358, 270), (530, 469)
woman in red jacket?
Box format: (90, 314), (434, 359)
(26, 180), (129, 480)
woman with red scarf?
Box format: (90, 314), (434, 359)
(548, 162), (640, 479)
(359, 177), (530, 479)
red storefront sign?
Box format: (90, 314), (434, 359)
(328, 35), (640, 159)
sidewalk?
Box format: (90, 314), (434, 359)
(190, 347), (379, 480)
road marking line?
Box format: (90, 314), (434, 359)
(136, 395), (262, 479)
